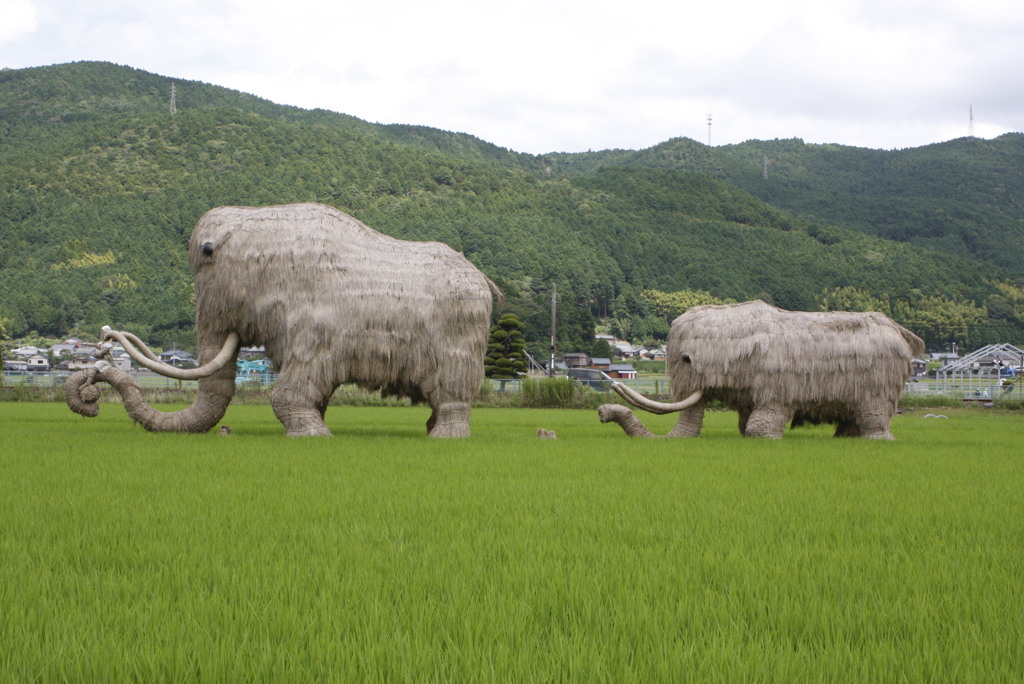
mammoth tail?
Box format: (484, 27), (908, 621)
(485, 276), (505, 308)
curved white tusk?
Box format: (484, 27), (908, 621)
(102, 328), (240, 380)
(102, 327), (162, 362)
(611, 382), (703, 415)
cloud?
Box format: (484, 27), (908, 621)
(0, 0), (38, 43)
(2, 0), (1022, 153)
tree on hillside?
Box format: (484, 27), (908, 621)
(591, 338), (617, 359)
(642, 288), (736, 320)
(485, 313), (527, 379)
(819, 286), (892, 315)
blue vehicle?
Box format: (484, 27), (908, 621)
(236, 358), (273, 385)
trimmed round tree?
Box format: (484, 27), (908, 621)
(485, 313), (527, 378)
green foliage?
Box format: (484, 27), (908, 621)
(631, 359), (667, 374)
(548, 135), (1024, 277)
(556, 294), (598, 353)
(891, 295), (988, 349)
(989, 280), (1024, 323)
(820, 285), (990, 349)
(642, 288), (736, 320)
(591, 338), (617, 359)
(485, 313), (527, 378)
(519, 376), (581, 408)
(820, 286), (894, 314)
(607, 287), (734, 344)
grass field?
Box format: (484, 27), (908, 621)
(2, 402), (1022, 681)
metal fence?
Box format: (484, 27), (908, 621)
(483, 377), (672, 395)
(902, 376), (1021, 400)
(2, 370), (206, 389)
(1, 371), (667, 392)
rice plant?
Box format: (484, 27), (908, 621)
(2, 403), (1021, 681)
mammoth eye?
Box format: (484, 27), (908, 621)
(202, 242), (214, 256)
(681, 354), (692, 364)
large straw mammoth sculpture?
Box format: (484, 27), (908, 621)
(600, 300), (925, 440)
(65, 203), (501, 437)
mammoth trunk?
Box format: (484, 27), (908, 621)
(65, 364), (234, 433)
(598, 404), (703, 438)
(64, 328), (239, 433)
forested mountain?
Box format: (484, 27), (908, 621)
(544, 135), (1024, 275)
(2, 61), (1022, 354)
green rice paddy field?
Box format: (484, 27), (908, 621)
(2, 402), (1022, 682)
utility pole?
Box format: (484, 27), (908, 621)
(706, 113), (712, 146)
(549, 283), (557, 377)
(968, 104), (974, 137)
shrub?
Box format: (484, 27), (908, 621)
(521, 377), (578, 408)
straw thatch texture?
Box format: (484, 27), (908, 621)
(668, 300), (923, 406)
(604, 300), (924, 439)
(188, 203), (499, 436)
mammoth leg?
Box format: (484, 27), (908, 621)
(850, 403), (895, 440)
(426, 401), (472, 438)
(737, 407), (752, 436)
(421, 364), (474, 438)
(743, 406), (793, 439)
(271, 373), (332, 437)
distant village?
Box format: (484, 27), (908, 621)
(3, 339), (191, 373)
(3, 334), (665, 379)
(4, 336), (1021, 391)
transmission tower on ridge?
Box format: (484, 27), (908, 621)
(968, 104), (974, 137)
(706, 113), (713, 146)
(169, 83), (177, 115)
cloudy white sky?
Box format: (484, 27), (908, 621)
(2, 0), (1021, 154)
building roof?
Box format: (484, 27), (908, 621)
(939, 343), (1023, 372)
(160, 350), (195, 358)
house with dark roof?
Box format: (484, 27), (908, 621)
(159, 350), (196, 367)
(607, 364), (638, 379)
